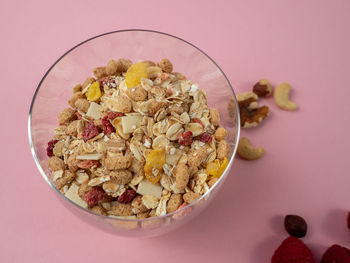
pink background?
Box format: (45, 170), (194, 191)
(1, 0), (349, 262)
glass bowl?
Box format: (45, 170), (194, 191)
(28, 29), (240, 238)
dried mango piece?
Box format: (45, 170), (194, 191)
(125, 62), (148, 88)
(144, 148), (165, 184)
(206, 159), (220, 177)
(206, 158), (228, 178)
(86, 81), (102, 102)
(215, 157), (228, 178)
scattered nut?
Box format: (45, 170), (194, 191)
(274, 83), (297, 110)
(237, 137), (264, 160)
(237, 92), (269, 128)
(253, 79), (272, 97)
(284, 214), (307, 238)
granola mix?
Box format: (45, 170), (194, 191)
(46, 58), (229, 219)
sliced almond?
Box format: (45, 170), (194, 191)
(136, 179), (163, 199)
(76, 153), (103, 160)
(65, 183), (88, 208)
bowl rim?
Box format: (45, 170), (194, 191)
(28, 29), (241, 222)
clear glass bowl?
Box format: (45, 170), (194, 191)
(28, 30), (240, 238)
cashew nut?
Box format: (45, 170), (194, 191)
(237, 137), (264, 160)
(274, 83), (297, 110)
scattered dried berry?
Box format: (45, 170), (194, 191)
(199, 132), (212, 143)
(271, 236), (315, 263)
(81, 121), (99, 142)
(190, 118), (204, 128)
(320, 244), (350, 263)
(178, 131), (193, 146)
(347, 212), (350, 230)
(117, 189), (137, 204)
(284, 214), (308, 238)
(84, 186), (106, 207)
(77, 160), (100, 169)
(46, 140), (58, 157)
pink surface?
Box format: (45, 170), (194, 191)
(1, 0), (349, 262)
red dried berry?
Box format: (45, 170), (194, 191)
(178, 131), (193, 146)
(46, 140), (58, 157)
(105, 111), (123, 120)
(81, 121), (99, 142)
(75, 112), (83, 120)
(84, 186), (106, 207)
(321, 244), (350, 263)
(271, 237), (315, 263)
(190, 118), (204, 128)
(117, 189), (137, 204)
(199, 132), (213, 143)
(102, 115), (115, 135)
(347, 212), (350, 230)
(77, 160), (100, 169)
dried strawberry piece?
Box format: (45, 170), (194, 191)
(77, 160), (100, 169)
(199, 132), (213, 143)
(46, 140), (58, 157)
(117, 189), (137, 204)
(84, 186), (106, 207)
(105, 111), (123, 120)
(178, 131), (193, 146)
(102, 115), (115, 135)
(75, 112), (83, 120)
(191, 118), (204, 128)
(81, 121), (99, 142)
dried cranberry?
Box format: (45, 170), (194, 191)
(191, 118), (204, 128)
(199, 132), (213, 143)
(347, 212), (350, 229)
(117, 189), (137, 204)
(84, 186), (106, 207)
(81, 121), (99, 142)
(178, 131), (193, 146)
(77, 160), (100, 169)
(46, 140), (58, 157)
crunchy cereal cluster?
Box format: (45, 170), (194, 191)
(47, 58), (229, 219)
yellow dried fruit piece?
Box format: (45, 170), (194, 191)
(206, 157), (228, 178)
(125, 62), (148, 88)
(144, 148), (165, 184)
(86, 81), (101, 102)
